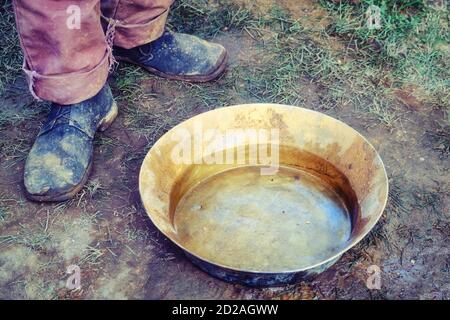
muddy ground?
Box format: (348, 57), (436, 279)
(0, 0), (449, 299)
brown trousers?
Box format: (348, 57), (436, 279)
(13, 0), (173, 105)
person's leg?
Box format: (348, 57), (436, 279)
(101, 0), (173, 49)
(13, 0), (110, 105)
(102, 0), (228, 82)
(13, 0), (118, 201)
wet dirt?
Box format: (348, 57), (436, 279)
(0, 1), (449, 300)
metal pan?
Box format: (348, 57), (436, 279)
(139, 104), (388, 286)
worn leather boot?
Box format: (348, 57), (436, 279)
(24, 84), (118, 202)
(114, 30), (228, 82)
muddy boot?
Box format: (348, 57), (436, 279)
(24, 84), (118, 202)
(114, 30), (228, 82)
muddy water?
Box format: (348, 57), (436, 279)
(174, 165), (353, 272)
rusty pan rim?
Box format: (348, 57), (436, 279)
(139, 103), (389, 274)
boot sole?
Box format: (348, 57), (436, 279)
(25, 101), (118, 202)
(115, 50), (228, 83)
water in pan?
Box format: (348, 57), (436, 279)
(174, 165), (353, 272)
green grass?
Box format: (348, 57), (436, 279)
(168, 0), (253, 37)
(321, 0), (450, 115)
(367, 98), (399, 127)
(0, 230), (50, 251)
(79, 245), (104, 265)
(0, 197), (9, 222)
(111, 64), (169, 140)
(113, 65), (156, 104)
(70, 178), (110, 206)
(0, 207), (6, 221)
(0, 1), (22, 93)
(124, 226), (151, 242)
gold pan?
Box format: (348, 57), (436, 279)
(139, 104), (388, 286)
